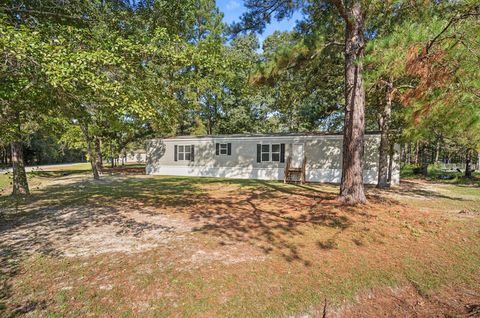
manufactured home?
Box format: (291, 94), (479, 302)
(145, 133), (400, 185)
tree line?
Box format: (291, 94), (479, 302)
(1, 0), (479, 204)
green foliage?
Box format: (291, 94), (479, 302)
(252, 30), (344, 132)
(1, 0), (479, 173)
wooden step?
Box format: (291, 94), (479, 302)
(284, 156), (307, 184)
(288, 168), (302, 172)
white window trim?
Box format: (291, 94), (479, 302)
(177, 145), (191, 161)
(271, 144), (281, 162)
(260, 143), (281, 162)
(261, 144), (270, 162)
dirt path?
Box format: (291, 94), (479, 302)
(0, 162), (87, 174)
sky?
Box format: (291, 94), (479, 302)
(216, 0), (303, 44)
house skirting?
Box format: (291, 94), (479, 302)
(145, 165), (398, 185)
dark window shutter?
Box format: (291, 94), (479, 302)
(191, 145), (194, 161)
(280, 144), (285, 163)
(227, 143), (232, 155)
(256, 144), (261, 163)
(215, 143), (219, 155)
(174, 145), (178, 161)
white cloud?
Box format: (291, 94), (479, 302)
(226, 0), (241, 11)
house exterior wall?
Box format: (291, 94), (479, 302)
(145, 134), (400, 185)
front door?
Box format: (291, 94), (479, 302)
(291, 143), (304, 168)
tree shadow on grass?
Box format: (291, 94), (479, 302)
(1, 175), (362, 265)
(0, 247), (19, 317)
(188, 180), (362, 266)
(0, 176), (206, 316)
(0, 175), (390, 314)
(376, 180), (473, 202)
(0, 200), (178, 315)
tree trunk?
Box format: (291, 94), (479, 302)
(477, 152), (480, 171)
(110, 142), (115, 168)
(465, 148), (472, 178)
(399, 144), (404, 164)
(11, 141), (30, 196)
(377, 82), (392, 188)
(80, 122), (100, 180)
(407, 143), (411, 164)
(7, 145), (11, 165)
(121, 150), (126, 166)
(414, 141), (419, 165)
(339, 1), (367, 204)
(388, 143), (394, 184)
(94, 137), (103, 170)
(11, 111), (29, 196)
(420, 143), (428, 175)
(435, 137), (441, 163)
(0, 146), (6, 165)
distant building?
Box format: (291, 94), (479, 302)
(125, 149), (146, 163)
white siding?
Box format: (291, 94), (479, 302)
(146, 134), (399, 185)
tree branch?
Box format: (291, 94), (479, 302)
(1, 7), (85, 21)
(230, 0), (291, 36)
(328, 0), (352, 28)
(426, 7), (480, 53)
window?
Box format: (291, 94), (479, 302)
(220, 143), (228, 155)
(271, 144), (280, 162)
(178, 145), (191, 161)
(257, 143), (285, 163)
(216, 143), (231, 155)
(261, 144), (270, 162)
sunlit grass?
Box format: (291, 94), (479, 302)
(401, 163), (480, 185)
(0, 174), (9, 190)
(0, 163), (91, 195)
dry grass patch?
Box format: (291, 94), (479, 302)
(0, 174), (479, 317)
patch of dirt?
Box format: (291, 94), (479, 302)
(1, 196), (267, 273)
(289, 284), (480, 318)
(329, 284), (480, 318)
(61, 209), (193, 257)
(0, 203), (195, 257)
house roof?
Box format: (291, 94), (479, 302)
(159, 131), (381, 140)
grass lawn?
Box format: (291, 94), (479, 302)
(0, 174), (9, 191)
(401, 163), (480, 185)
(0, 162), (139, 193)
(0, 170), (479, 317)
